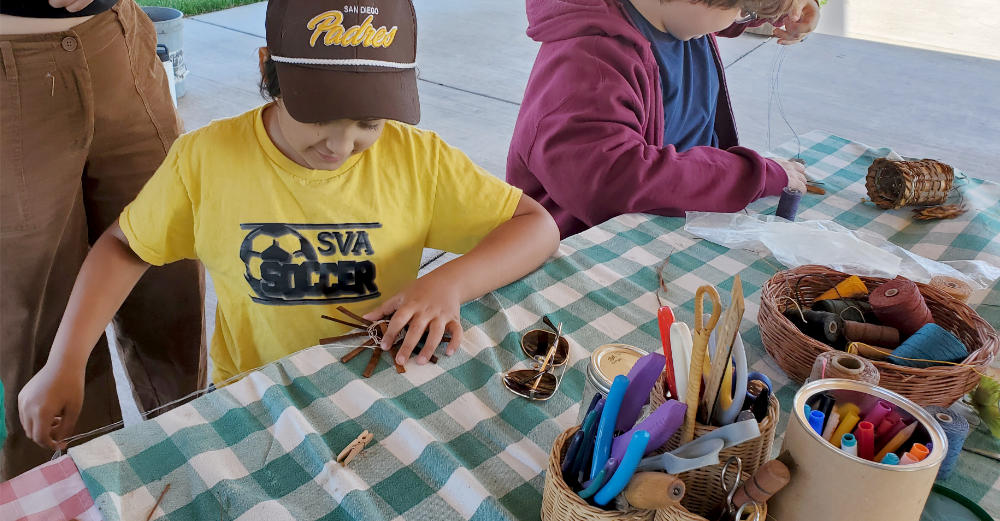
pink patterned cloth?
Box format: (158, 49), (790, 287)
(0, 456), (103, 521)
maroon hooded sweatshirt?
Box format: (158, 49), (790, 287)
(506, 0), (788, 238)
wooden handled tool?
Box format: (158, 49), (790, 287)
(731, 459), (790, 507)
(623, 472), (685, 510)
(681, 285), (721, 443)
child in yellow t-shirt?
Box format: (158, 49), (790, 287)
(18, 0), (559, 450)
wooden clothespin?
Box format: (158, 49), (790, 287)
(337, 430), (373, 466)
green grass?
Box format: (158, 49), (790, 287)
(138, 0), (261, 16)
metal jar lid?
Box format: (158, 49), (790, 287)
(587, 344), (649, 395)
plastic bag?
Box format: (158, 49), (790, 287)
(684, 212), (999, 289)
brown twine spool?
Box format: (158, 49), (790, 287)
(809, 351), (880, 385)
(843, 321), (900, 348)
(869, 276), (934, 337)
(811, 298), (876, 323)
(930, 276), (972, 303)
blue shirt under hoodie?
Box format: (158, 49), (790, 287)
(624, 0), (720, 151)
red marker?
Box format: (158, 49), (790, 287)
(657, 306), (678, 399)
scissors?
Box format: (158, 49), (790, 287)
(717, 456), (743, 521)
(681, 285), (721, 443)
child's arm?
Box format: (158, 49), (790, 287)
(364, 194), (559, 365)
(18, 222), (150, 449)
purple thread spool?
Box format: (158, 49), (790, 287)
(776, 187), (802, 221)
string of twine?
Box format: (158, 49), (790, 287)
(845, 342), (991, 378)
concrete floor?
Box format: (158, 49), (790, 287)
(112, 1), (1000, 423)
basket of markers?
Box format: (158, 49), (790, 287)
(758, 265), (998, 406)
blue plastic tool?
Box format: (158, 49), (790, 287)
(561, 430), (585, 479)
(578, 458), (617, 499)
(594, 430), (650, 505)
(591, 375), (629, 480)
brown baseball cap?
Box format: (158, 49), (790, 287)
(265, 0), (419, 124)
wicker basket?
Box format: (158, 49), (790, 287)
(866, 158), (953, 209)
(653, 466), (767, 521)
(759, 265), (999, 406)
(649, 375), (779, 478)
(541, 426), (655, 521)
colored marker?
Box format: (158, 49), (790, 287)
(822, 410), (841, 441)
(832, 409), (861, 448)
(841, 433), (858, 456)
(881, 453), (900, 465)
(909, 443), (929, 462)
(809, 410), (826, 435)
(863, 400), (892, 428)
(856, 421), (875, 460)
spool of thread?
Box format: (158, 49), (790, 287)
(888, 323), (968, 368)
(776, 187), (803, 220)
(841, 433), (858, 456)
(869, 276), (934, 337)
(856, 421), (875, 460)
(812, 298), (876, 323)
(863, 400), (893, 427)
(929, 276), (972, 302)
(809, 410), (826, 435)
(731, 460), (791, 507)
(809, 351), (880, 386)
(847, 341), (895, 361)
(785, 310), (845, 347)
(843, 321), (900, 348)
(815, 275), (869, 301)
(925, 405), (970, 480)
(900, 452), (918, 465)
(881, 453), (900, 465)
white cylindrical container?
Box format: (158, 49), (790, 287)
(577, 344), (648, 424)
(769, 379), (946, 521)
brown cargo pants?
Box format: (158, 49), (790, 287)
(0, 0), (205, 479)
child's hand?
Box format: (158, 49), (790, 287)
(774, 0), (820, 45)
(18, 363), (85, 450)
(773, 158), (808, 194)
(363, 276), (465, 366)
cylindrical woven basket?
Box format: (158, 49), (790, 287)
(649, 376), (779, 478)
(653, 466), (766, 521)
(541, 426), (655, 521)
(759, 265), (999, 406)
(866, 158), (953, 209)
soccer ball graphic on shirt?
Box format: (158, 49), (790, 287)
(240, 223), (318, 299)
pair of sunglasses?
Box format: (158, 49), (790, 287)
(503, 320), (567, 401)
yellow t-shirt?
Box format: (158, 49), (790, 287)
(120, 105), (521, 383)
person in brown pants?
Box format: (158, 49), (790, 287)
(0, 0), (204, 479)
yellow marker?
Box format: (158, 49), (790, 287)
(874, 421), (919, 462)
(816, 275), (869, 301)
(836, 402), (860, 419)
(831, 411), (861, 448)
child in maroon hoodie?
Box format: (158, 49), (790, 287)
(507, 0), (820, 238)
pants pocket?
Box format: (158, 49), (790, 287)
(0, 42), (30, 234)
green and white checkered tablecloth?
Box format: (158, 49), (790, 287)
(69, 132), (1000, 520)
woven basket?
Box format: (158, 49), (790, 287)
(653, 466), (766, 521)
(541, 426), (655, 521)
(649, 375), (779, 478)
(866, 158), (953, 209)
(759, 265), (999, 406)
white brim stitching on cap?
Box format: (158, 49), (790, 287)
(270, 55), (417, 69)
